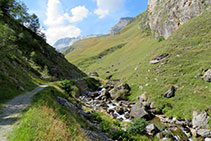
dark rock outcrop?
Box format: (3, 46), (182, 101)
(56, 97), (89, 118)
(163, 86), (176, 98)
(84, 129), (113, 141)
(89, 72), (99, 77)
(150, 54), (168, 64)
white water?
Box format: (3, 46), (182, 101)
(107, 100), (131, 122)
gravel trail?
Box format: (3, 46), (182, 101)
(0, 84), (49, 141)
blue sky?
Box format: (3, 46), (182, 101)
(21, 0), (148, 45)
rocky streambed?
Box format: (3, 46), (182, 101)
(79, 88), (134, 122)
(78, 80), (211, 141)
(57, 79), (211, 140)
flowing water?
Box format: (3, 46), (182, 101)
(84, 88), (192, 140)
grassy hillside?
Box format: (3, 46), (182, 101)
(9, 82), (89, 141)
(0, 13), (85, 106)
(64, 8), (211, 120)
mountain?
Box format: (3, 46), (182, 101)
(64, 0), (211, 122)
(1, 0), (211, 140)
(147, 0), (211, 39)
(108, 17), (133, 35)
(53, 37), (83, 52)
(0, 8), (85, 105)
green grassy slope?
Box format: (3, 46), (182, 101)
(9, 83), (89, 141)
(65, 9), (211, 119)
(0, 13), (86, 105)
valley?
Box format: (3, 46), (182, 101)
(0, 0), (211, 140)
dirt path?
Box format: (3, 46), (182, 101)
(0, 84), (49, 141)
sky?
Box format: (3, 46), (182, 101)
(21, 0), (148, 45)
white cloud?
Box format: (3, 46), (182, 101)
(46, 26), (81, 45)
(94, 0), (125, 18)
(44, 0), (88, 45)
(65, 6), (89, 23)
(94, 8), (109, 19)
(44, 0), (65, 27)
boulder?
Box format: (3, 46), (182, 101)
(150, 102), (155, 109)
(156, 132), (164, 139)
(109, 89), (116, 99)
(130, 102), (152, 120)
(191, 128), (197, 137)
(115, 106), (124, 115)
(154, 54), (169, 61)
(56, 97), (88, 117)
(89, 92), (100, 98)
(109, 83), (131, 101)
(57, 97), (78, 112)
(137, 92), (148, 102)
(150, 60), (160, 64)
(108, 109), (115, 114)
(101, 88), (111, 99)
(150, 54), (169, 64)
(192, 111), (209, 129)
(90, 72), (99, 77)
(203, 69), (211, 82)
(106, 75), (113, 80)
(125, 112), (130, 119)
(145, 124), (159, 135)
(163, 86), (176, 98)
(197, 129), (211, 138)
(117, 83), (130, 91)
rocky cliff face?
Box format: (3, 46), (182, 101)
(147, 0), (211, 39)
(109, 17), (133, 35)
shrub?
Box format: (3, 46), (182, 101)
(100, 120), (111, 132)
(84, 77), (100, 91)
(127, 117), (147, 135)
(91, 112), (102, 122)
(158, 36), (165, 42)
(110, 129), (133, 141)
(61, 80), (72, 94)
(113, 120), (121, 127)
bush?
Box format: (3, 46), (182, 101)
(61, 80), (72, 94)
(100, 120), (111, 132)
(158, 36), (165, 42)
(127, 117), (147, 135)
(90, 112), (102, 122)
(110, 129), (133, 141)
(84, 77), (100, 91)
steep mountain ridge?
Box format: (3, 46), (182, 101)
(53, 37), (82, 52)
(147, 0), (211, 39)
(108, 17), (133, 35)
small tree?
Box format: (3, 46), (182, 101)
(12, 1), (29, 24)
(28, 14), (40, 33)
(127, 117), (147, 135)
